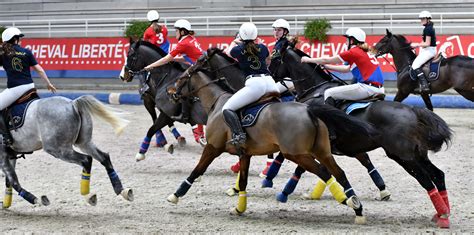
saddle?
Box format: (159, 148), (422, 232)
(6, 88), (40, 131)
(336, 93), (385, 115)
(238, 92), (281, 128)
(410, 53), (447, 82)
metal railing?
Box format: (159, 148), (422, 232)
(0, 12), (473, 37)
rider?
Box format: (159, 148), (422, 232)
(223, 22), (279, 148)
(0, 27), (57, 147)
(143, 10), (171, 53)
(270, 18), (295, 94)
(301, 27), (384, 106)
(144, 19), (205, 143)
(410, 10), (436, 94)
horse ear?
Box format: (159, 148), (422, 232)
(386, 29), (392, 36)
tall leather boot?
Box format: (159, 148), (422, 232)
(223, 109), (246, 148)
(415, 68), (430, 94)
(0, 111), (13, 147)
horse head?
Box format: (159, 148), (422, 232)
(374, 29), (414, 58)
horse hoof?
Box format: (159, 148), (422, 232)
(121, 188), (134, 201)
(165, 144), (174, 154)
(40, 196), (50, 206)
(194, 176), (202, 183)
(85, 193), (97, 206)
(354, 215), (367, 225)
(346, 196), (361, 209)
(199, 138), (207, 147)
(379, 189), (391, 201)
(177, 137), (186, 147)
(436, 216), (450, 228)
(167, 194), (179, 204)
(226, 187), (238, 197)
(431, 213), (440, 223)
(230, 207), (244, 216)
(261, 178), (273, 188)
(135, 153), (146, 162)
(276, 192), (288, 203)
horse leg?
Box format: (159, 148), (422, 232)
(259, 154), (274, 178)
(232, 154), (252, 214)
(393, 90), (410, 103)
(0, 150), (49, 206)
(136, 113), (172, 161)
(389, 155), (450, 228)
(167, 144), (223, 204)
(75, 143), (133, 202)
(261, 152), (285, 188)
(420, 93), (434, 111)
(275, 166), (305, 203)
(418, 157), (450, 219)
(2, 158), (16, 208)
(163, 113), (186, 147)
(353, 152), (391, 201)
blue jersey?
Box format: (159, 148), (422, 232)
(1, 45), (36, 88)
(230, 43), (270, 77)
(271, 37), (288, 60)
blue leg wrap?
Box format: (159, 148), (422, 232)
(368, 168), (386, 191)
(175, 180), (193, 197)
(170, 126), (181, 139)
(155, 130), (167, 147)
(19, 189), (37, 204)
(139, 136), (151, 154)
(265, 153), (285, 181)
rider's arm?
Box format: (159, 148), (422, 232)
(323, 64), (350, 73)
(411, 36), (431, 48)
(301, 55), (342, 65)
(32, 64), (56, 93)
(225, 39), (241, 57)
(173, 56), (186, 63)
(144, 54), (174, 71)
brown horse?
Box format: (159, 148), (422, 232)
(164, 56), (381, 224)
(374, 29), (474, 110)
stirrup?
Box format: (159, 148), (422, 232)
(228, 133), (246, 146)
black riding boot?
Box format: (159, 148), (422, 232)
(223, 109), (246, 148)
(325, 97), (336, 107)
(171, 99), (191, 123)
(415, 68), (430, 94)
(0, 111), (13, 147)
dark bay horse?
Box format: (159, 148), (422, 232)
(270, 41), (453, 228)
(165, 55), (384, 225)
(120, 41), (208, 161)
(374, 29), (474, 110)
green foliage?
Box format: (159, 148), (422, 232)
(304, 18), (332, 42)
(124, 20), (149, 39)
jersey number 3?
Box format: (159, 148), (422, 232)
(155, 33), (164, 44)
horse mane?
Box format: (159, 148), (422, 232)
(393, 34), (412, 48)
(207, 47), (239, 66)
(138, 40), (188, 72)
(288, 48), (333, 81)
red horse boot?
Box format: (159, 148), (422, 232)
(428, 189), (450, 228)
(230, 161), (240, 174)
(259, 159), (273, 178)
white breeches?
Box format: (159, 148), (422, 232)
(0, 83), (35, 110)
(222, 75), (279, 111)
(324, 83), (384, 101)
(412, 47), (437, 70)
(275, 79), (294, 93)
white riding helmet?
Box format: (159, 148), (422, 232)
(344, 27), (366, 43)
(239, 22), (258, 40)
(2, 27), (24, 42)
(174, 19), (192, 31)
(147, 10), (160, 22)
(272, 19), (290, 32)
(419, 11), (432, 19)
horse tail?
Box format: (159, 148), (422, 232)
(73, 95), (129, 135)
(306, 102), (379, 140)
(412, 107), (452, 152)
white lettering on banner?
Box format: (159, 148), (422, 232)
(69, 43), (126, 59)
(468, 43), (474, 57)
(25, 45), (69, 59)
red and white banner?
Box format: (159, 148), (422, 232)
(20, 35), (474, 73)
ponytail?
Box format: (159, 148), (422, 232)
(243, 40), (259, 56)
(358, 42), (370, 52)
(1, 40), (18, 57)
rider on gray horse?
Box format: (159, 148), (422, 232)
(0, 27), (56, 147)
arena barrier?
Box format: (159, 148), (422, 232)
(38, 92), (474, 109)
(1, 35), (473, 80)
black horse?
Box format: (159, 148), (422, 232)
(268, 39), (453, 228)
(121, 41), (208, 161)
(374, 29), (474, 110)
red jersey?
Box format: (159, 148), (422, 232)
(338, 46), (384, 85)
(143, 24), (170, 52)
(169, 35), (203, 64)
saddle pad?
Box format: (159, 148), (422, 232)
(239, 103), (273, 128)
(7, 98), (38, 131)
(280, 94), (295, 102)
(345, 102), (371, 115)
(428, 60), (441, 81)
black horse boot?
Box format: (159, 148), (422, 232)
(223, 109), (246, 149)
(0, 111), (13, 147)
(415, 68), (430, 94)
(171, 99), (191, 123)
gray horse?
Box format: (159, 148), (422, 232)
(1, 95), (133, 208)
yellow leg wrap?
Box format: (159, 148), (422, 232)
(327, 177), (347, 204)
(310, 179), (327, 200)
(234, 172), (240, 191)
(236, 191), (247, 213)
(3, 187), (13, 209)
(80, 172), (91, 195)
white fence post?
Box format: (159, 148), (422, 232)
(85, 20), (88, 37)
(48, 21), (51, 38)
